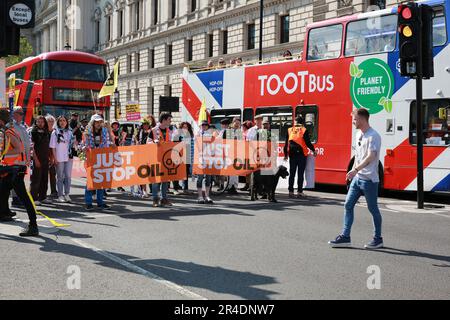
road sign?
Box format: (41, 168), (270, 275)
(6, 0), (35, 29)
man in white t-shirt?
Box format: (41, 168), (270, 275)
(329, 108), (383, 249)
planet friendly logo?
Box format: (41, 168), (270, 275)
(350, 58), (394, 114)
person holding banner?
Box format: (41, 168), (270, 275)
(284, 115), (317, 198)
(149, 112), (174, 207)
(82, 114), (113, 211)
(173, 122), (194, 194)
(135, 116), (156, 198)
(196, 120), (214, 204)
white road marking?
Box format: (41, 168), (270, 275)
(71, 238), (207, 300)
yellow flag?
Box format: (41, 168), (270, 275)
(198, 98), (208, 125)
(98, 61), (119, 98)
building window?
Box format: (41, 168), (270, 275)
(148, 87), (154, 114)
(247, 23), (255, 50)
(136, 1), (141, 31)
(191, 0), (197, 12)
(119, 10), (124, 37)
(280, 15), (290, 44)
(369, 0), (386, 10)
(187, 39), (193, 61)
(128, 55), (132, 73)
(171, 0), (176, 19)
(208, 33), (214, 57)
(168, 44), (173, 65)
(149, 48), (155, 68)
(153, 0), (159, 25)
(95, 20), (100, 45)
(136, 52), (140, 71)
(221, 30), (228, 55)
(107, 16), (112, 41)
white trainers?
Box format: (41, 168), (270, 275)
(64, 195), (72, 203)
(57, 196), (67, 203)
(34, 200), (41, 206)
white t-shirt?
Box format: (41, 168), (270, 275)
(50, 129), (71, 163)
(355, 127), (381, 183)
(246, 126), (260, 141)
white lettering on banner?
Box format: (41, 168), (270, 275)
(91, 151), (136, 183)
(258, 71), (334, 96)
(197, 143), (234, 169)
(92, 151), (134, 169)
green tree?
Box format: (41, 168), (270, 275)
(5, 37), (34, 67)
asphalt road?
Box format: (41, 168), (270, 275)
(1, 180), (449, 300)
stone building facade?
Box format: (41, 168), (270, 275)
(31, 0), (401, 121)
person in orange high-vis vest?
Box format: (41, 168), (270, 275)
(283, 115), (317, 198)
(0, 108), (39, 236)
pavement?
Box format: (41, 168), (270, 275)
(0, 179), (449, 300)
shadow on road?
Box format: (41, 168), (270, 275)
(0, 231), (278, 299)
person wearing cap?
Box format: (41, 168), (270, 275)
(196, 120), (214, 204)
(0, 108), (39, 236)
(284, 114), (317, 198)
(82, 114), (113, 211)
(246, 115), (264, 141)
(111, 120), (127, 147)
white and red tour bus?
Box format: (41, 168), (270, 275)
(182, 0), (450, 192)
(6, 50), (110, 125)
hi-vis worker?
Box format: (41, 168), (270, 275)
(0, 108), (39, 236)
(284, 115), (317, 198)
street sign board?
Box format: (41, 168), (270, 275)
(0, 59), (5, 108)
(126, 102), (141, 121)
(6, 1), (35, 29)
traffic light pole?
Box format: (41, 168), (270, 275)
(416, 11), (424, 209)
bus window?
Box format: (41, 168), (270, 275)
(30, 62), (43, 81)
(307, 24), (343, 61)
(410, 99), (450, 146)
(345, 14), (397, 57)
(43, 61), (106, 82)
(243, 108), (253, 122)
(255, 106), (292, 142)
(210, 108), (241, 130)
(295, 105), (318, 143)
(433, 6), (447, 46)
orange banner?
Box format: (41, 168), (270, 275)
(85, 142), (186, 190)
(193, 137), (277, 176)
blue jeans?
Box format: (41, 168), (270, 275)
(85, 188), (104, 206)
(152, 182), (168, 200)
(56, 160), (73, 197)
(342, 177), (382, 238)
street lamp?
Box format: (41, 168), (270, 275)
(64, 42), (72, 50)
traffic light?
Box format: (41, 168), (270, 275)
(398, 2), (421, 77)
(421, 4), (434, 79)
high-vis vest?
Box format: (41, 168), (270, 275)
(287, 126), (308, 156)
(0, 127), (26, 166)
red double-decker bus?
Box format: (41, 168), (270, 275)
(6, 51), (110, 125)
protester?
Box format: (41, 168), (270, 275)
(111, 120), (127, 146)
(173, 121), (194, 194)
(45, 114), (58, 198)
(240, 120), (254, 191)
(30, 116), (51, 205)
(149, 112), (174, 207)
(135, 116), (156, 198)
(196, 120), (214, 204)
(0, 108), (39, 236)
(329, 108), (383, 249)
(50, 115), (75, 203)
(227, 117), (242, 194)
(284, 115), (317, 198)
(82, 114), (113, 211)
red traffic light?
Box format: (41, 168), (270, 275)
(399, 5), (413, 19)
